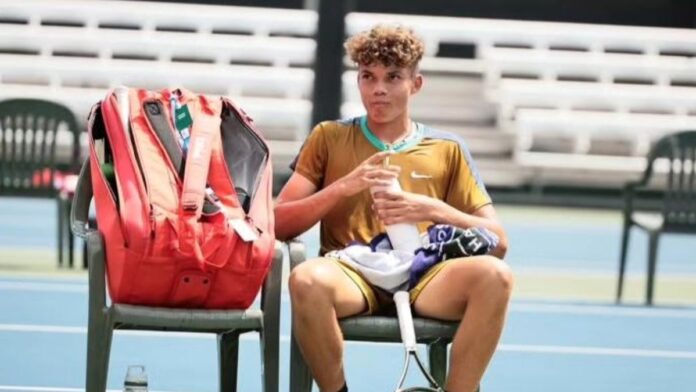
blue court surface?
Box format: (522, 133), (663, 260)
(1, 197), (695, 391)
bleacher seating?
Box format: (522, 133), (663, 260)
(344, 12), (696, 190)
(6, 3), (696, 191)
(481, 44), (696, 185)
(0, 0), (318, 178)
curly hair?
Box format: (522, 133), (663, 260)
(344, 25), (425, 69)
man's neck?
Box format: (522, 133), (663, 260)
(366, 115), (413, 145)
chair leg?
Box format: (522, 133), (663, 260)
(57, 196), (64, 267)
(68, 230), (75, 268)
(645, 231), (660, 306)
(428, 341), (448, 387)
(66, 194), (74, 268)
(83, 240), (89, 270)
(218, 331), (240, 392)
(85, 313), (113, 392)
(290, 331), (313, 392)
(616, 222), (632, 304)
(260, 326), (279, 392)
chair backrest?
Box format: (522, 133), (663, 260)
(0, 98), (80, 197)
(643, 130), (696, 231)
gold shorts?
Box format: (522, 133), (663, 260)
(328, 257), (458, 315)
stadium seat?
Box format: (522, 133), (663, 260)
(70, 160), (283, 392)
(0, 0), (317, 184)
(616, 130), (696, 305)
(286, 239), (468, 392)
(0, 98), (81, 267)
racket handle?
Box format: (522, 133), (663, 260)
(394, 291), (417, 351)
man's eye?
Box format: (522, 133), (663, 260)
(390, 74), (401, 80)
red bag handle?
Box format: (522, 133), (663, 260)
(177, 94), (225, 267)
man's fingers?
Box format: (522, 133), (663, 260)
(366, 169), (399, 181)
(372, 190), (402, 200)
(366, 151), (392, 165)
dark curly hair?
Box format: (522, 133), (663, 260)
(344, 25), (425, 69)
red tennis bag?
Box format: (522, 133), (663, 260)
(87, 87), (274, 309)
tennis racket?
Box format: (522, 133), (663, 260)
(393, 291), (445, 392)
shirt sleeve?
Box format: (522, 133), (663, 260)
(444, 143), (492, 214)
(290, 122), (329, 188)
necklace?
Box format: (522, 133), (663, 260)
(359, 116), (422, 152)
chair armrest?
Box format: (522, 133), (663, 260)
(261, 241), (284, 313)
(85, 230), (108, 312)
(286, 238), (306, 270)
(71, 159), (98, 239)
(622, 178), (649, 220)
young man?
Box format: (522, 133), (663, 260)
(275, 25), (513, 392)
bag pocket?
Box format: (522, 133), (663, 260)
(148, 205), (177, 258)
(125, 254), (179, 306)
(207, 264), (267, 309)
(169, 270), (213, 308)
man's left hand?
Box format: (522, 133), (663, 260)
(372, 190), (440, 225)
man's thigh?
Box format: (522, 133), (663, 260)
(412, 256), (496, 321)
(292, 257), (368, 318)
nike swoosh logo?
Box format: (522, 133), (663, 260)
(410, 171), (432, 179)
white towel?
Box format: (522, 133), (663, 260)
(327, 245), (414, 293)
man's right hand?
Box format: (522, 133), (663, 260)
(337, 151), (400, 197)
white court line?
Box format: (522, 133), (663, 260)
(0, 386), (171, 392)
(511, 303), (696, 319)
(2, 323), (696, 360)
(3, 278), (696, 319)
(513, 266), (696, 278)
(0, 281), (86, 293)
(0, 324), (216, 340)
(498, 344), (696, 359)
(3, 279), (696, 320)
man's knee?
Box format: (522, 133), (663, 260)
(480, 256), (514, 295)
(289, 260), (336, 305)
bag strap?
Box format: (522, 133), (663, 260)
(180, 95), (221, 216)
(143, 98), (220, 215)
(177, 95), (225, 265)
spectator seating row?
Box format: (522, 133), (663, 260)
(0, 0), (317, 178)
(345, 11), (696, 189)
(6, 4), (696, 190)
(346, 12), (696, 71)
(481, 45), (696, 186)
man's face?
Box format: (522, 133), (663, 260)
(357, 63), (422, 124)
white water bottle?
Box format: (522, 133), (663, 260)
(371, 176), (422, 255)
(123, 365), (148, 392)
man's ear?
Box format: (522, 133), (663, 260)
(411, 73), (423, 94)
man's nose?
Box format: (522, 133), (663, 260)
(373, 81), (387, 95)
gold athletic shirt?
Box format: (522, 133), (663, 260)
(291, 117), (491, 255)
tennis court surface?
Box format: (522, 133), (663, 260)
(1, 198), (695, 391)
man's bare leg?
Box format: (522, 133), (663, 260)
(289, 258), (368, 392)
(413, 256), (514, 392)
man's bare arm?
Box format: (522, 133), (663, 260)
(274, 173), (345, 241)
(373, 192), (509, 258)
(274, 151), (398, 241)
(430, 203), (508, 258)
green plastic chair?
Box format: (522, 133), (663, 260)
(616, 130), (696, 305)
(287, 239), (469, 392)
(71, 160), (282, 392)
(0, 98), (81, 267)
